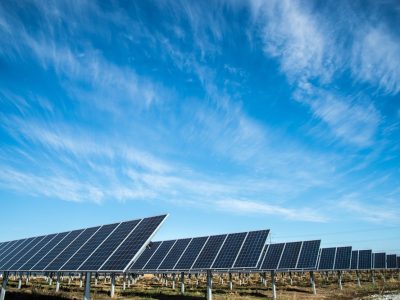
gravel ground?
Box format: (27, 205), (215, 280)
(363, 293), (400, 299)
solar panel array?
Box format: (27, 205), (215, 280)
(130, 230), (269, 272)
(258, 240), (321, 271)
(386, 254), (397, 269)
(317, 246), (352, 271)
(0, 215), (167, 273)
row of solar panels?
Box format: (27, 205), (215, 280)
(130, 230), (270, 272)
(132, 237), (400, 273)
(0, 215), (166, 273)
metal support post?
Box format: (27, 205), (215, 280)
(229, 273), (233, 290)
(111, 273), (116, 298)
(0, 272), (9, 300)
(356, 271), (361, 287)
(206, 270), (212, 300)
(310, 271), (316, 295)
(56, 273), (61, 292)
(180, 272), (185, 294)
(84, 272), (91, 300)
(271, 271), (277, 300)
(338, 271), (342, 290)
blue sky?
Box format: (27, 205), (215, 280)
(0, 0), (399, 253)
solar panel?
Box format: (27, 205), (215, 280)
(79, 220), (140, 271)
(31, 229), (83, 271)
(358, 250), (372, 270)
(9, 235), (58, 271)
(158, 238), (191, 270)
(100, 215), (167, 272)
(192, 235), (226, 269)
(260, 243), (285, 270)
(334, 246), (352, 270)
(373, 253), (386, 269)
(386, 254), (397, 269)
(19, 232), (70, 271)
(233, 230), (269, 268)
(130, 242), (162, 270)
(212, 232), (247, 269)
(0, 238), (34, 270)
(350, 250), (358, 270)
(45, 227), (100, 271)
(318, 247), (336, 270)
(144, 240), (176, 270)
(278, 242), (302, 270)
(397, 256), (400, 269)
(296, 240), (321, 269)
(174, 237), (208, 270)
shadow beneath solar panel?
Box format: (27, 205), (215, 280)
(121, 291), (204, 300)
(5, 291), (68, 300)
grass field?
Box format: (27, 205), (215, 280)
(2, 271), (400, 299)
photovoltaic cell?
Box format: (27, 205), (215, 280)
(100, 215), (166, 272)
(158, 238), (191, 270)
(334, 246), (352, 270)
(192, 235), (226, 269)
(61, 223), (119, 271)
(32, 229), (84, 271)
(79, 220), (140, 271)
(45, 227), (100, 271)
(260, 243), (285, 270)
(0, 239), (32, 270)
(212, 232), (247, 269)
(296, 240), (321, 269)
(358, 250), (372, 270)
(9, 234), (58, 271)
(397, 257), (400, 269)
(233, 230), (269, 268)
(19, 232), (70, 271)
(318, 247), (336, 270)
(144, 240), (176, 270)
(130, 242), (162, 270)
(174, 237), (208, 270)
(373, 253), (386, 269)
(386, 254), (397, 269)
(278, 242), (302, 270)
(350, 250), (359, 270)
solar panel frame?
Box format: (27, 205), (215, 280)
(100, 215), (167, 272)
(173, 236), (209, 271)
(386, 254), (397, 269)
(143, 240), (177, 270)
(296, 240), (321, 270)
(78, 220), (141, 271)
(31, 229), (84, 271)
(260, 243), (285, 271)
(158, 238), (192, 271)
(318, 247), (336, 271)
(350, 250), (359, 270)
(8, 234), (59, 271)
(278, 241), (302, 270)
(233, 230), (269, 269)
(211, 232), (247, 270)
(192, 235), (227, 270)
(130, 241), (162, 270)
(373, 252), (386, 270)
(334, 246), (352, 270)
(358, 250), (372, 270)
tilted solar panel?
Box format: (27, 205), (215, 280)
(174, 237), (208, 270)
(193, 235), (226, 269)
(79, 220), (140, 271)
(0, 214), (167, 273)
(373, 253), (386, 269)
(212, 232), (247, 269)
(144, 240), (176, 270)
(397, 256), (400, 269)
(19, 232), (70, 271)
(100, 215), (168, 272)
(386, 254), (397, 269)
(130, 241), (162, 270)
(10, 235), (58, 271)
(358, 250), (372, 269)
(350, 250), (358, 270)
(296, 240), (321, 269)
(318, 247), (336, 270)
(260, 243), (285, 270)
(278, 242), (302, 270)
(233, 230), (269, 269)
(158, 238), (191, 270)
(334, 246), (352, 270)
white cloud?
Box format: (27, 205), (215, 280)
(215, 199), (328, 222)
